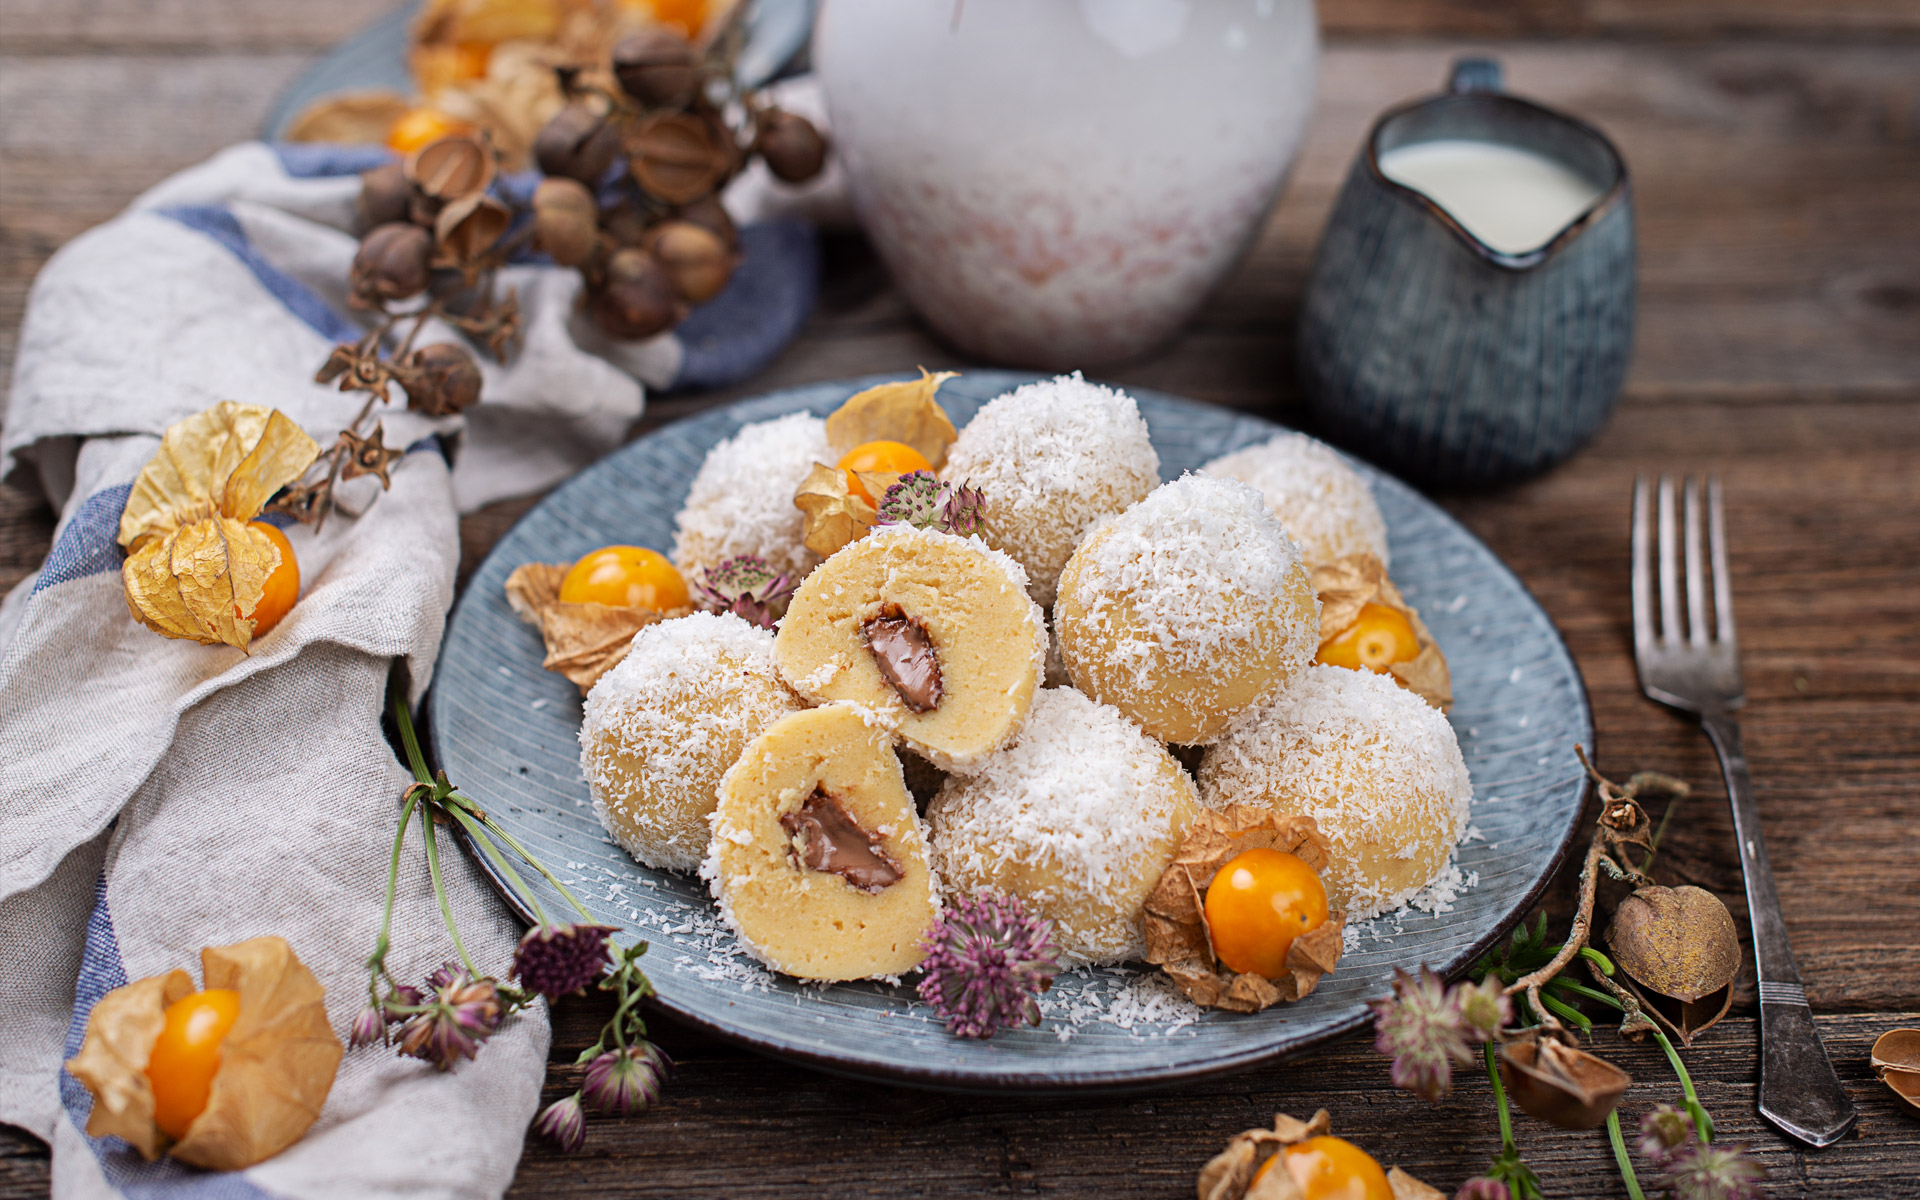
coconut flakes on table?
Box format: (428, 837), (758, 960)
(671, 412), (831, 581)
(1200, 431), (1390, 570)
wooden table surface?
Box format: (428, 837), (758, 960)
(4, 2), (1917, 1196)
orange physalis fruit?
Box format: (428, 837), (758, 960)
(387, 108), (475, 154)
(1202, 847), (1329, 980)
(1315, 601), (1419, 673)
(1252, 1135), (1394, 1200)
(146, 989), (242, 1140)
(238, 521), (299, 637)
(836, 440), (932, 506)
(450, 41), (493, 80)
(560, 546), (689, 612)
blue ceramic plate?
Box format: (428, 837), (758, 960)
(428, 372), (1592, 1094)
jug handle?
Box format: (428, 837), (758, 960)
(1449, 57), (1502, 94)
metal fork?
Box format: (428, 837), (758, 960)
(1631, 476), (1857, 1147)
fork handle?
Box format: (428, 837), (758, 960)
(1699, 711), (1858, 1147)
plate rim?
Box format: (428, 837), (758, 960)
(427, 371), (1595, 1094)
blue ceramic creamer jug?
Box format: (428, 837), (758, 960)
(1298, 58), (1635, 487)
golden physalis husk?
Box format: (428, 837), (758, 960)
(118, 403), (321, 652)
(1312, 552), (1452, 712)
(794, 369), (961, 557)
(65, 936), (342, 1170)
(1870, 1028), (1920, 1116)
(1142, 804), (1346, 1014)
(1198, 1110), (1443, 1200)
(504, 561), (692, 693)
(284, 89), (413, 145)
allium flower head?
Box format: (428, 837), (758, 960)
(1660, 1140), (1767, 1200)
(349, 1003), (388, 1050)
(513, 923), (616, 999)
(1370, 966), (1476, 1102)
(877, 472), (985, 537)
(396, 965), (504, 1070)
(691, 555), (796, 629)
(1638, 1103), (1698, 1166)
(917, 891), (1059, 1038)
(532, 1092), (586, 1152)
(581, 1042), (671, 1115)
(1454, 1180), (1512, 1200)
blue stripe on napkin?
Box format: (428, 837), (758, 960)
(32, 484), (131, 594)
(155, 206), (361, 345)
(268, 142), (394, 179)
(60, 874), (278, 1199)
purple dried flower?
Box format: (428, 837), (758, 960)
(425, 962), (460, 990)
(941, 481), (985, 537)
(349, 1003), (388, 1050)
(1370, 966), (1475, 1102)
(396, 965), (504, 1070)
(690, 555), (796, 629)
(1454, 1180), (1511, 1200)
(916, 891), (1059, 1039)
(382, 984), (424, 1024)
(1660, 1140), (1767, 1200)
(1638, 1103), (1698, 1166)
(532, 1091), (587, 1152)
(514, 923), (617, 999)
(581, 1042), (671, 1115)
(1456, 976), (1511, 1043)
(876, 471), (986, 537)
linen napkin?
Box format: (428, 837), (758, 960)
(0, 87), (832, 1197)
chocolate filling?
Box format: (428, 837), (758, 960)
(861, 606), (944, 713)
(780, 788), (904, 892)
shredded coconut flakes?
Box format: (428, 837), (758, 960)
(672, 412), (830, 578)
(1201, 432), (1390, 569)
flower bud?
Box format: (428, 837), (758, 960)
(587, 247), (682, 340)
(349, 1004), (388, 1049)
(532, 177), (599, 267)
(625, 112), (730, 205)
(512, 922), (616, 999)
(404, 133), (495, 224)
(612, 29), (700, 108)
(642, 219), (735, 303)
(532, 1092), (587, 1152)
(533, 103), (621, 185)
(357, 161), (412, 231)
(756, 109), (827, 183)
(1498, 1034), (1632, 1130)
(403, 343), (482, 416)
(350, 222), (433, 304)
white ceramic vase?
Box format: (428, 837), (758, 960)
(814, 0), (1319, 368)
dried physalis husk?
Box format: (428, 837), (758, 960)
(1604, 884), (1740, 1047)
(1498, 1031), (1633, 1130)
(65, 936), (342, 1170)
(1142, 804), (1345, 1013)
(1198, 1110), (1442, 1200)
(795, 369), (963, 557)
(119, 403), (321, 651)
(1870, 1028), (1920, 1116)
(284, 89), (411, 146)
(504, 562), (691, 693)
(792, 462), (898, 559)
(1311, 552), (1452, 711)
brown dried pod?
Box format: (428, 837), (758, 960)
(626, 112), (731, 205)
(1604, 884), (1740, 1047)
(1141, 804), (1345, 1013)
(1499, 1033), (1633, 1130)
(504, 562), (691, 693)
(532, 177), (599, 268)
(432, 192), (512, 271)
(586, 247), (682, 340)
(642, 219), (736, 304)
(1870, 1028), (1920, 1117)
(404, 133), (495, 224)
(1197, 1110), (1443, 1200)
(356, 161), (412, 231)
(675, 192), (738, 249)
(756, 108), (828, 184)
(1311, 553), (1451, 711)
(402, 342), (482, 416)
(533, 102), (621, 185)
(350, 222), (433, 305)
(612, 28), (701, 108)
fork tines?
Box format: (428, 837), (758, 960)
(1632, 474), (1734, 653)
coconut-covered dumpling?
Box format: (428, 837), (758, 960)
(1201, 432), (1389, 569)
(581, 612), (804, 872)
(941, 372), (1159, 606)
(775, 525), (1046, 773)
(927, 687), (1200, 965)
(672, 412), (831, 580)
(1054, 474), (1320, 745)
(704, 704), (939, 981)
(1199, 665), (1471, 919)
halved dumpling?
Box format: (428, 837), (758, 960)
(774, 525), (1046, 773)
(703, 704), (938, 981)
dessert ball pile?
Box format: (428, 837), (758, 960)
(573, 374), (1472, 985)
